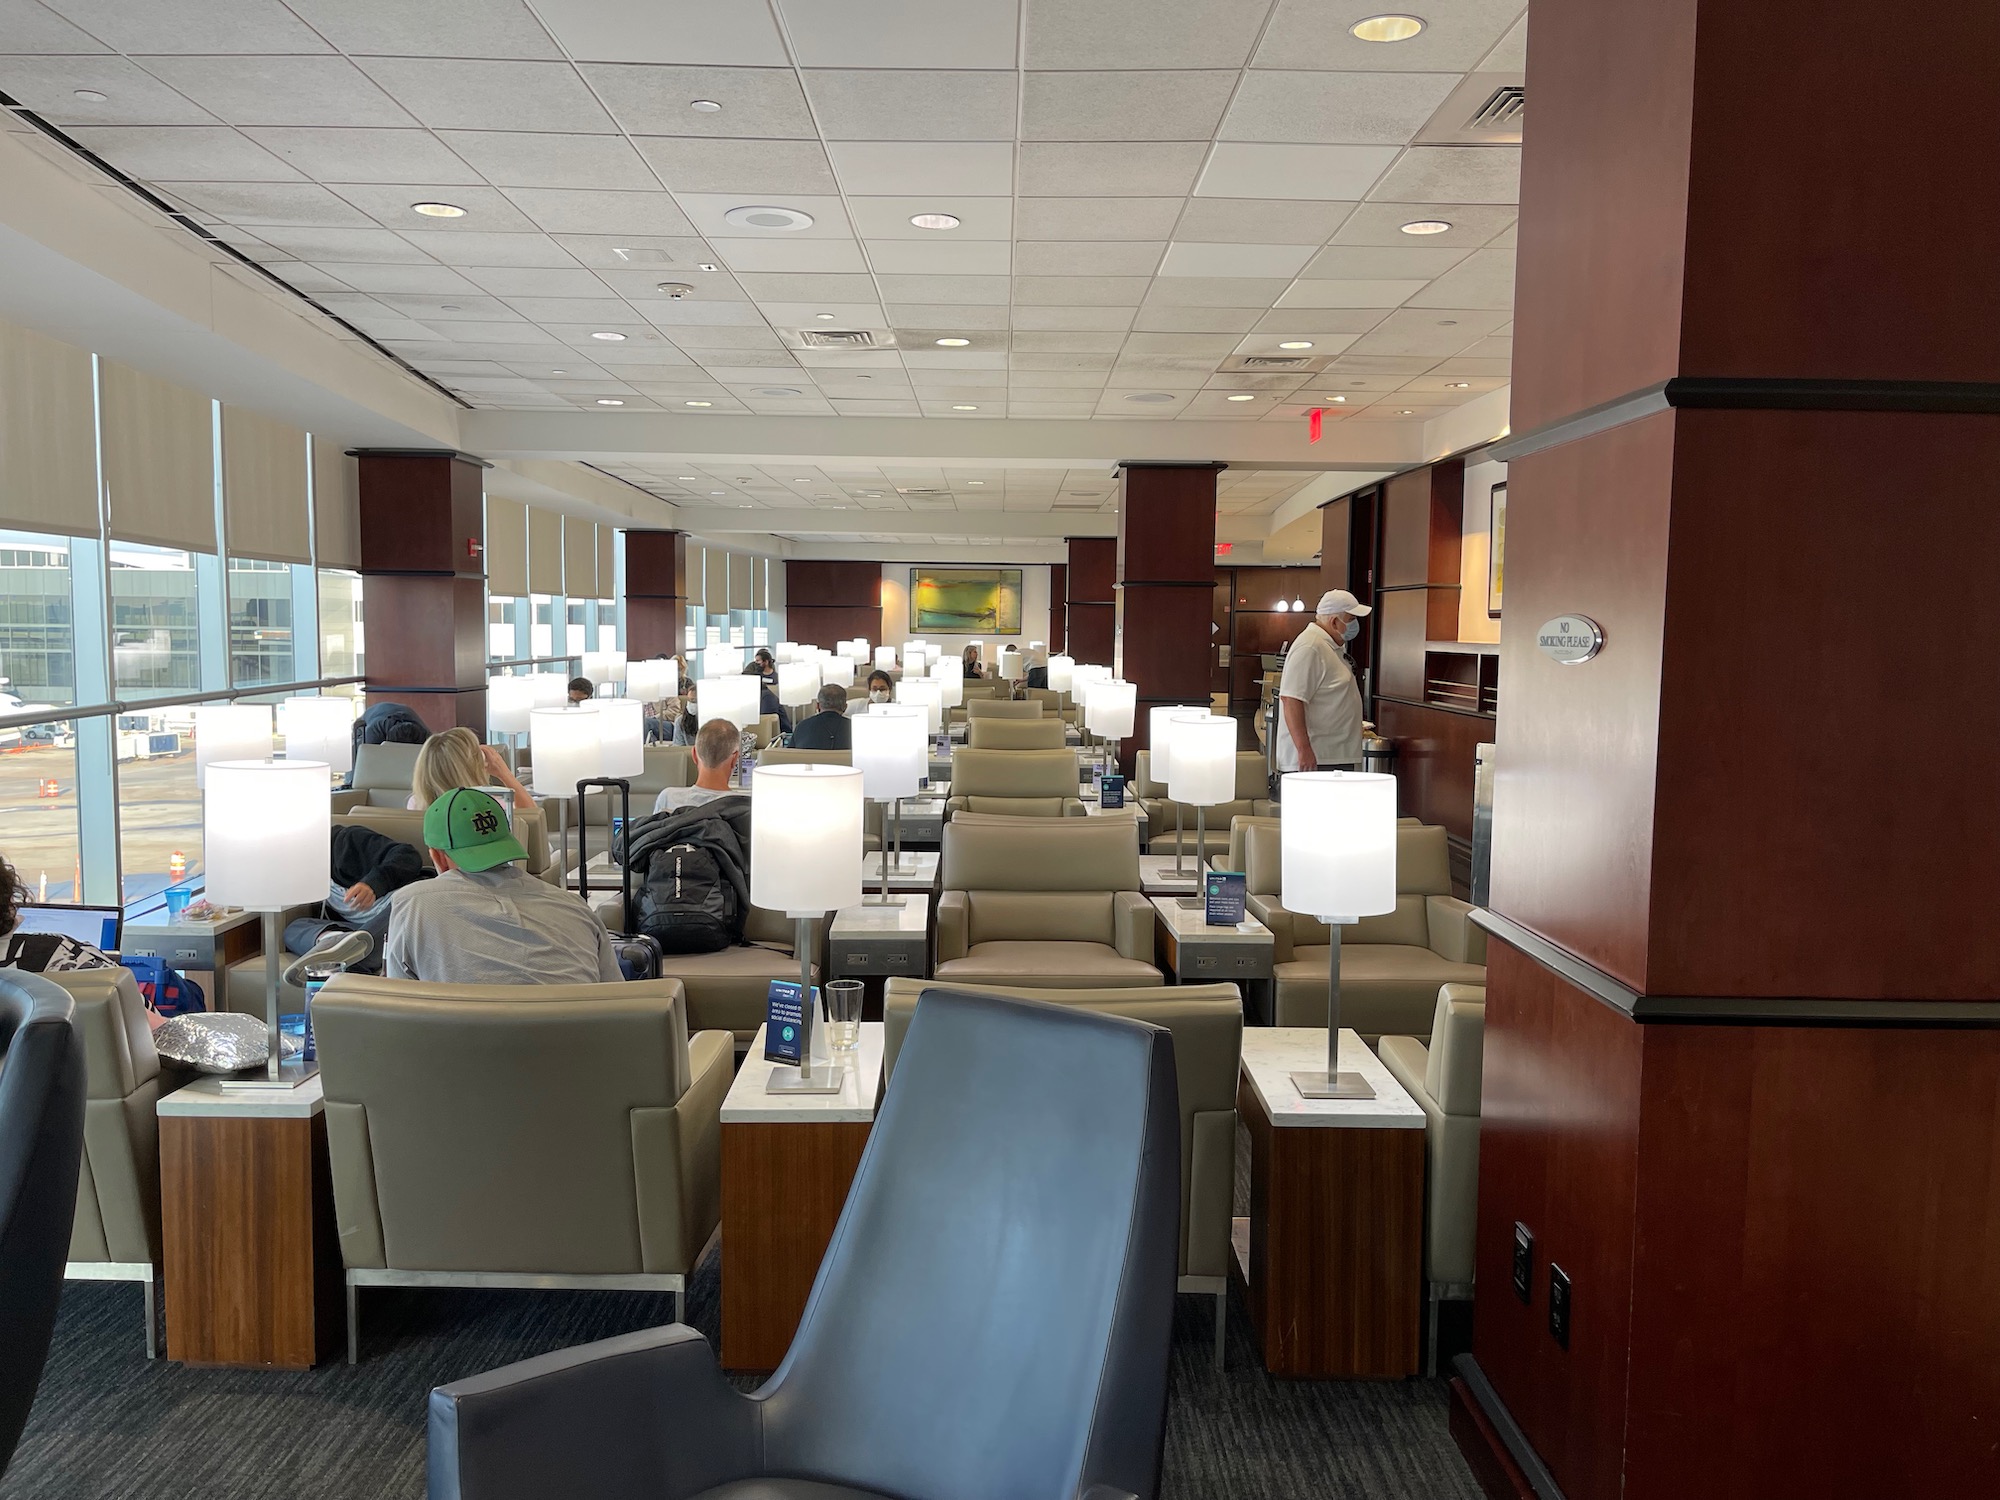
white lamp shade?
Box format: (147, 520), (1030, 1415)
(597, 698), (646, 778)
(1168, 713), (1236, 807)
(706, 626), (722, 646)
(873, 645), (898, 671)
(818, 657), (855, 691)
(278, 696), (354, 775)
(727, 626), (744, 646)
(901, 644), (926, 673)
(752, 627), (769, 647)
(777, 660), (819, 708)
(896, 678), (944, 733)
(1071, 664), (1111, 694)
(1083, 679), (1136, 738)
(928, 656), (964, 707)
(203, 759), (329, 910)
(582, 649), (625, 685)
(702, 644), (744, 679)
(1280, 771), (1398, 920)
(775, 641), (797, 663)
(845, 639), (870, 663)
(851, 707), (925, 801)
(531, 673), (569, 708)
(488, 674), (537, 734)
(1047, 654), (1074, 693)
(1148, 704), (1205, 785)
(625, 659), (672, 702)
(529, 705), (604, 794)
(750, 764), (864, 914)
(194, 704), (273, 789)
(998, 646), (1024, 681)
(696, 674), (762, 730)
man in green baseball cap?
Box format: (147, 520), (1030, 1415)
(383, 788), (622, 986)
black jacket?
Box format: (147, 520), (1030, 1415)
(329, 825), (424, 898)
(787, 709), (852, 751)
(350, 702), (429, 756)
(619, 798), (754, 938)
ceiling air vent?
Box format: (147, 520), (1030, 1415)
(1241, 355), (1310, 369)
(1469, 85), (1525, 131)
(799, 329), (877, 347)
(1416, 72), (1526, 145)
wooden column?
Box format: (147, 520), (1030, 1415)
(1047, 563), (1066, 653)
(356, 452), (487, 733)
(784, 561), (882, 649)
(1114, 463), (1221, 775)
(1459, 2), (2000, 1497)
(624, 529), (687, 660)
(1063, 536), (1115, 667)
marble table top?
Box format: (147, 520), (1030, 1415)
(1239, 1028), (1423, 1130)
(724, 1022), (885, 1124)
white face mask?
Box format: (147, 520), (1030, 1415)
(869, 688), (891, 703)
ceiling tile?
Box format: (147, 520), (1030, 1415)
(283, 0), (563, 58)
(1131, 306), (1263, 333)
(711, 237), (869, 273)
(1123, 332), (1240, 357)
(356, 57), (614, 132)
(755, 300), (887, 325)
(0, 56), (217, 124)
(1487, 222), (1518, 248)
(804, 69), (1018, 141)
(1013, 275), (1151, 306)
(1221, 69), (1460, 143)
(374, 292), (517, 321)
(239, 127), (476, 185)
(1012, 241), (1165, 277)
(637, 136), (837, 194)
(530, 0), (788, 64)
(1253, 0), (1525, 72)
(440, 131), (655, 190)
(140, 55), (417, 128)
(1404, 247), (1515, 308)
(1328, 200), (1514, 245)
(458, 266), (611, 298)
(1300, 245), (1468, 279)
(888, 304), (1011, 330)
(632, 299), (773, 328)
(827, 140), (1014, 197)
(1368, 146), (1521, 205)
(1276, 278), (1427, 308)
(1158, 241), (1315, 278)
(582, 63), (816, 138)
(844, 196), (1013, 241)
(1343, 305), (1504, 355)
(1008, 351), (1115, 370)
(1012, 305), (1136, 331)
(1020, 70), (1237, 141)
(1015, 197), (1185, 240)
(672, 192), (853, 240)
(733, 272), (881, 302)
(551, 235), (717, 268)
(504, 188), (696, 236)
(257, 227), (435, 263)
(1170, 196), (1353, 244)
(1459, 335), (1511, 359)
(402, 231), (582, 267)
(1019, 142), (1207, 198)
(1249, 307), (1385, 333)
(69, 125), (301, 183)
(335, 183), (541, 232)
(54, 0), (329, 53)
(1025, 0), (1275, 69)
(776, 0), (1019, 68)
(872, 274), (1011, 305)
(0, 2), (107, 52)
(830, 398), (923, 416)
(1229, 330), (1359, 357)
(1195, 142), (1398, 199)
(867, 240), (1012, 275)
(167, 181), (374, 228)
(1144, 276), (1291, 307)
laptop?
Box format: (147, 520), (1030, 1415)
(12, 902), (122, 953)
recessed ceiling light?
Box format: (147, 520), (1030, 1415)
(72, 89), (108, 103)
(550, 368), (568, 375)
(591, 331), (626, 341)
(1448, 381), (1472, 388)
(935, 337), (970, 347)
(1226, 394), (1256, 402)
(595, 398), (625, 406)
(1277, 340), (1313, 350)
(1124, 392), (1177, 404)
(690, 99), (721, 113)
(758, 387), (804, 397)
(437, 303), (461, 311)
(951, 404), (978, 411)
(709, 490), (725, 496)
(814, 312), (836, 320)
(1398, 409), (1416, 415)
(685, 400), (713, 407)
(909, 212), (961, 230)
(697, 263), (719, 272)
(967, 480), (984, 485)
(723, 204), (814, 232)
(655, 281), (695, 298)
(412, 201), (467, 218)
(1329, 396), (1348, 403)
(793, 477), (811, 482)
(1401, 219), (1452, 236)
(1351, 14), (1425, 42)
(678, 476), (698, 481)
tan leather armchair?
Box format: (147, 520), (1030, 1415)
(946, 747), (1087, 818)
(1223, 811), (1423, 872)
(579, 744), (696, 849)
(1380, 983), (1485, 1373)
(50, 967), (163, 1356)
(883, 976), (1241, 1367)
(1246, 822), (1486, 1040)
(963, 697), (1041, 721)
(966, 717), (1066, 750)
(947, 678), (1013, 725)
(331, 742), (423, 811)
(934, 817), (1161, 987)
(311, 973), (730, 1361)
(1024, 686), (1079, 727)
(338, 801), (554, 878)
(1134, 751), (1273, 858)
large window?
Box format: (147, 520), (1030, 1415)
(115, 717), (201, 905)
(0, 530), (76, 707)
(109, 541), (202, 699)
(489, 595), (521, 660)
(0, 529), (82, 901)
(318, 568), (363, 679)
(228, 557), (295, 687)
(531, 594), (556, 658)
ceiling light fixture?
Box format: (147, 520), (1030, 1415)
(722, 204), (814, 232)
(697, 263), (719, 272)
(1398, 408), (1416, 415)
(1226, 394), (1256, 402)
(686, 400), (713, 407)
(1277, 340), (1313, 350)
(595, 398), (624, 406)
(814, 312), (836, 320)
(551, 368), (567, 375)
(438, 303), (461, 311)
(1401, 219), (1452, 235)
(935, 337), (970, 347)
(967, 480), (984, 485)
(1124, 392), (1177, 403)
(73, 89), (108, 103)
(709, 490), (725, 496)
(758, 387), (804, 397)
(1351, 14), (1425, 42)
(412, 201), (467, 218)
(611, 246), (671, 263)
(910, 212), (961, 230)
(1448, 381), (1472, 388)
(678, 476), (698, 481)
(591, 331), (627, 341)
(690, 99), (721, 113)
(656, 282), (695, 298)
(951, 404), (978, 411)
(1329, 396), (1347, 403)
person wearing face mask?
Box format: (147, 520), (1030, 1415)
(864, 669), (895, 706)
(1276, 589), (1372, 775)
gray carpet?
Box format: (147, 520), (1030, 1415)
(9, 1263), (1481, 1500)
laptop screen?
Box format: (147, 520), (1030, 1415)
(12, 903), (122, 953)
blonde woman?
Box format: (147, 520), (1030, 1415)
(409, 727), (535, 812)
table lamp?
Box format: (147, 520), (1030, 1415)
(194, 704), (273, 788)
(1148, 704), (1207, 875)
(205, 759), (329, 1088)
(279, 695), (354, 780)
(929, 654), (964, 711)
(752, 627), (769, 647)
(488, 674), (536, 739)
(582, 650), (612, 688)
(873, 644), (898, 672)
(727, 626), (745, 647)
(852, 706), (924, 903)
(1047, 653), (1075, 696)
(999, 646), (1024, 682)
(703, 643), (745, 679)
(1282, 771), (1398, 1100)
(896, 678), (944, 756)
(775, 641), (796, 663)
(845, 638), (871, 665)
(597, 698), (645, 778)
(696, 674), (763, 778)
(1168, 713), (1236, 877)
(819, 656), (855, 692)
(777, 660), (819, 718)
(750, 763), (863, 1090)
(531, 672), (568, 709)
(1083, 678), (1136, 783)
(531, 704), (603, 875)
(706, 626), (723, 647)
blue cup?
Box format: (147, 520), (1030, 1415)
(163, 887), (192, 921)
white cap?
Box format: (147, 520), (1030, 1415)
(1316, 588), (1372, 618)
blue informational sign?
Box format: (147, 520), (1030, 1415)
(765, 980), (815, 1066)
(1204, 869), (1247, 928)
(1100, 773), (1125, 809)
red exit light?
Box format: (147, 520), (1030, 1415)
(1308, 408), (1323, 443)
(1215, 542), (1233, 555)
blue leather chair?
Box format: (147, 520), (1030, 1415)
(0, 971), (86, 1480)
(428, 990), (1182, 1500)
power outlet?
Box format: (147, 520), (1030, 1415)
(1549, 1264), (1572, 1349)
(1512, 1223), (1534, 1304)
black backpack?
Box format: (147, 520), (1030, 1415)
(638, 840), (743, 954)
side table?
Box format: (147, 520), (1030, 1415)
(159, 1074), (344, 1368)
(1234, 1028), (1425, 1378)
(720, 1022), (884, 1372)
(1150, 894), (1274, 985)
(831, 894), (930, 980)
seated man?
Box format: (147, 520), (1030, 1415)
(320, 822), (426, 963)
(567, 676), (595, 704)
(383, 788), (621, 985)
(653, 717), (747, 814)
(787, 682), (853, 751)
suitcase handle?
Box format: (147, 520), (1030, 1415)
(574, 777), (634, 932)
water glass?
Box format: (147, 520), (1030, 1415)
(163, 886), (193, 921)
(824, 980), (865, 1053)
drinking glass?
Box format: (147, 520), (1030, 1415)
(825, 980), (865, 1053)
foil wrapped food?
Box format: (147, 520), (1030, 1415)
(152, 1013), (301, 1074)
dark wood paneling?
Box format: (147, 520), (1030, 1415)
(1066, 601), (1114, 666)
(162, 1113), (342, 1369)
(623, 529), (686, 599)
(1066, 536), (1117, 604)
(1427, 461), (1465, 585)
(360, 572), (488, 725)
(786, 604), (881, 650)
(784, 560), (880, 608)
(625, 595), (684, 660)
(1230, 566), (1320, 612)
(1373, 588), (1431, 703)
(1449, 1379), (1538, 1500)
(1374, 698), (1486, 842)
(1320, 497), (1351, 595)
(357, 454), (483, 576)
(720, 1119), (871, 1373)
(363, 687), (485, 733)
(1472, 940), (1645, 1500)
(1379, 467), (1435, 587)
(1121, 583), (1214, 744)
(1117, 464), (1219, 584)
(448, 457), (483, 579)
(1048, 563), (1066, 652)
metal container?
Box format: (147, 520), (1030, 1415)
(1471, 742), (1497, 907)
(1362, 733), (1397, 778)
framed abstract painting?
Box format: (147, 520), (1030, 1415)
(908, 568), (1023, 634)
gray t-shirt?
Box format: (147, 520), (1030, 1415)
(651, 784), (746, 815)
(383, 863), (622, 986)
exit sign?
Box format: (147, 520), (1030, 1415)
(1308, 408), (1323, 443)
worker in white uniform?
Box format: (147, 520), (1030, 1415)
(1276, 589), (1370, 774)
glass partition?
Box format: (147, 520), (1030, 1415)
(227, 556), (295, 687)
(109, 540), (202, 700)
